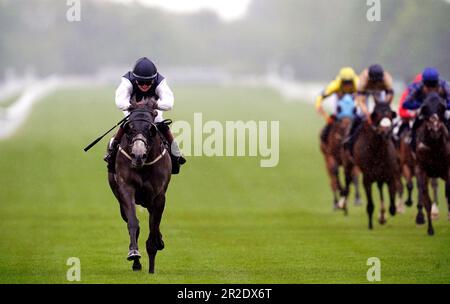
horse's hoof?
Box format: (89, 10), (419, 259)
(389, 206), (396, 216)
(132, 260), (142, 271)
(396, 203), (405, 214)
(427, 228), (435, 236)
(127, 249), (141, 261)
(416, 213), (425, 225)
(378, 217), (387, 225)
(337, 197), (346, 209)
(405, 199), (413, 207)
(354, 198), (362, 206)
(149, 269), (155, 274)
(416, 214), (425, 225)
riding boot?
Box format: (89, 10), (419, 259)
(393, 120), (408, 148)
(320, 122), (333, 144)
(343, 116), (362, 154)
(398, 120), (409, 138)
(104, 127), (125, 172)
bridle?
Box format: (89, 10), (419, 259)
(130, 131), (150, 149)
(366, 104), (396, 141)
(119, 111), (167, 166)
(118, 145), (167, 166)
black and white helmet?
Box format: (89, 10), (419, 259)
(132, 57), (157, 82)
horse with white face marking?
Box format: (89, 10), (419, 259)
(108, 103), (172, 273)
(350, 103), (401, 230)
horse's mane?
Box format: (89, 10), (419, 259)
(128, 108), (156, 123)
(373, 102), (391, 112)
(423, 92), (444, 107)
(421, 92), (446, 119)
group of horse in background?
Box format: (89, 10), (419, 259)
(320, 93), (450, 236)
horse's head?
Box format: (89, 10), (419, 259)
(370, 103), (397, 139)
(420, 92), (448, 141)
(124, 107), (158, 168)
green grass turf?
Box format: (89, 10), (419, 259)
(0, 85), (449, 283)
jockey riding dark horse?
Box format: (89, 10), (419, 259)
(104, 57), (186, 174)
(349, 102), (400, 229)
(402, 67), (450, 152)
(344, 64), (395, 153)
(108, 104), (172, 273)
(416, 92), (450, 235)
(319, 94), (361, 212)
(413, 92), (450, 235)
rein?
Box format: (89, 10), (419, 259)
(118, 145), (167, 166)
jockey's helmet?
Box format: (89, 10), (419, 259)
(368, 64), (384, 82)
(338, 67), (356, 82)
(132, 57), (157, 82)
(422, 67), (439, 88)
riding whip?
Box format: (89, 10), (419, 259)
(83, 114), (130, 152)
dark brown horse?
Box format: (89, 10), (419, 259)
(350, 103), (401, 229)
(108, 104), (172, 272)
(320, 117), (361, 214)
(396, 125), (440, 216)
(414, 93), (450, 235)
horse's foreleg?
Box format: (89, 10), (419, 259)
(431, 178), (439, 220)
(415, 170), (426, 225)
(353, 167), (362, 206)
(397, 167), (405, 205)
(326, 156), (340, 209)
(418, 172), (433, 235)
(108, 172), (129, 223)
(338, 163), (352, 215)
(117, 184), (141, 263)
(395, 174), (406, 214)
(446, 182), (450, 221)
(364, 177), (374, 230)
(146, 194), (166, 274)
(377, 181), (386, 225)
(431, 178), (439, 205)
(406, 171), (414, 207)
(401, 164), (413, 208)
(388, 179), (397, 217)
(423, 185), (434, 236)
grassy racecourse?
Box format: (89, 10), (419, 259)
(0, 85), (449, 284)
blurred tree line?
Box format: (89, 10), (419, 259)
(0, 0), (448, 81)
